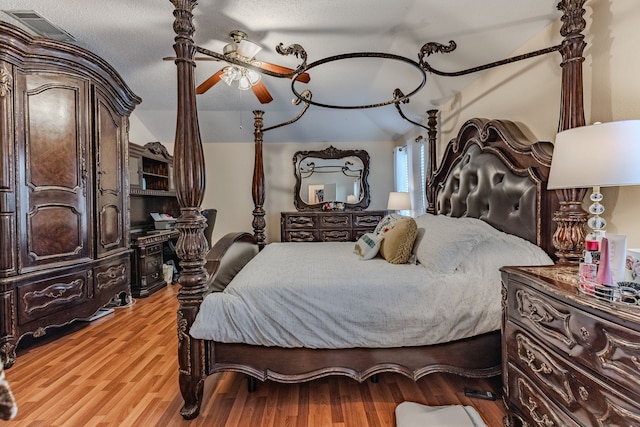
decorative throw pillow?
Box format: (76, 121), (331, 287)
(374, 213), (406, 235)
(354, 232), (384, 260)
(379, 217), (418, 264)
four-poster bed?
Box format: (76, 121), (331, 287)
(169, 0), (588, 419)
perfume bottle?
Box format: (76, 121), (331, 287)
(579, 250), (597, 295)
(595, 237), (618, 301)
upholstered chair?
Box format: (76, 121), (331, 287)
(202, 208), (217, 248)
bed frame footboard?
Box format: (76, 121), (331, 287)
(205, 331), (501, 384)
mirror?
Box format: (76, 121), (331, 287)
(293, 146), (370, 211)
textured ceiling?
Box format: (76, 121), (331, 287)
(1, 0), (559, 143)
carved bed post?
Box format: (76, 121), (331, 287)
(552, 0), (588, 264)
(425, 109), (438, 214)
(252, 110), (266, 249)
(171, 0), (209, 419)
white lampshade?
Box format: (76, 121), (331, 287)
(548, 120), (640, 190)
(236, 39), (262, 59)
(387, 191), (411, 210)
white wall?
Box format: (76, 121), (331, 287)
(128, 112), (157, 144)
(418, 1), (640, 247)
(161, 140), (394, 245)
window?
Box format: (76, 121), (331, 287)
(393, 137), (427, 216)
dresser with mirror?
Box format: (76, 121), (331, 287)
(281, 146), (385, 242)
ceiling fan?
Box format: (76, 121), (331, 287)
(196, 30), (311, 104)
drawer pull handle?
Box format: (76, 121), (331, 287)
(518, 378), (559, 427)
(526, 398), (556, 426)
(580, 327), (589, 340)
(578, 386), (589, 401)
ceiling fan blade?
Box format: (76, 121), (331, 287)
(251, 81), (274, 104)
(258, 62), (311, 83)
(196, 69), (225, 94)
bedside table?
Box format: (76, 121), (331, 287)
(501, 265), (640, 426)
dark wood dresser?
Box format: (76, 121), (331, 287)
(280, 211), (386, 242)
(501, 265), (640, 426)
(0, 22), (139, 367)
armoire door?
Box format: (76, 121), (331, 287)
(15, 71), (91, 271)
(94, 92), (127, 258)
(0, 61), (16, 277)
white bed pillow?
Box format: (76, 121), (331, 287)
(458, 231), (553, 275)
(413, 213), (553, 274)
(413, 214), (492, 273)
(354, 232), (384, 260)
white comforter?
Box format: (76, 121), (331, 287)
(190, 216), (552, 348)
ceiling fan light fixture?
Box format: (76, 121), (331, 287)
(246, 69), (261, 86)
(236, 39), (262, 59)
(221, 66), (240, 86)
(220, 66), (261, 90)
(223, 42), (237, 56)
(237, 75), (252, 91)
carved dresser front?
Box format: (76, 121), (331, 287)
(501, 265), (640, 426)
(280, 211), (386, 242)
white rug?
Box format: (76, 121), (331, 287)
(395, 402), (488, 427)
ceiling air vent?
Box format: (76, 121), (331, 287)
(2, 10), (75, 41)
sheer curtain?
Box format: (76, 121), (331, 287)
(393, 136), (427, 217)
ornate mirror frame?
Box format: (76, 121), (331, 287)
(293, 146), (371, 211)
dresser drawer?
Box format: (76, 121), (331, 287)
(505, 323), (640, 425)
(285, 230), (318, 242)
(319, 229), (350, 242)
(319, 213), (350, 228)
(17, 270), (89, 324)
(144, 252), (163, 276)
(353, 212), (384, 228)
(352, 229), (369, 241)
(94, 259), (129, 296)
(142, 243), (162, 255)
(507, 279), (640, 400)
(506, 363), (583, 427)
(283, 214), (317, 229)
(142, 270), (163, 288)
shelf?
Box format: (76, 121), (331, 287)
(130, 188), (176, 197)
(142, 171), (169, 179)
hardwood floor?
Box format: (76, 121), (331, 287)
(4, 285), (506, 426)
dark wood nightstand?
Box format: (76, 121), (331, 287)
(501, 265), (640, 426)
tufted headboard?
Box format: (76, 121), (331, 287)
(427, 118), (559, 258)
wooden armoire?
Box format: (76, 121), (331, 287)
(0, 21), (140, 367)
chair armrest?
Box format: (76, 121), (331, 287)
(205, 232), (259, 292)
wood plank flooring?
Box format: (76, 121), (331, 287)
(4, 285), (506, 426)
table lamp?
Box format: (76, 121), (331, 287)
(387, 191), (411, 214)
(547, 120), (640, 244)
